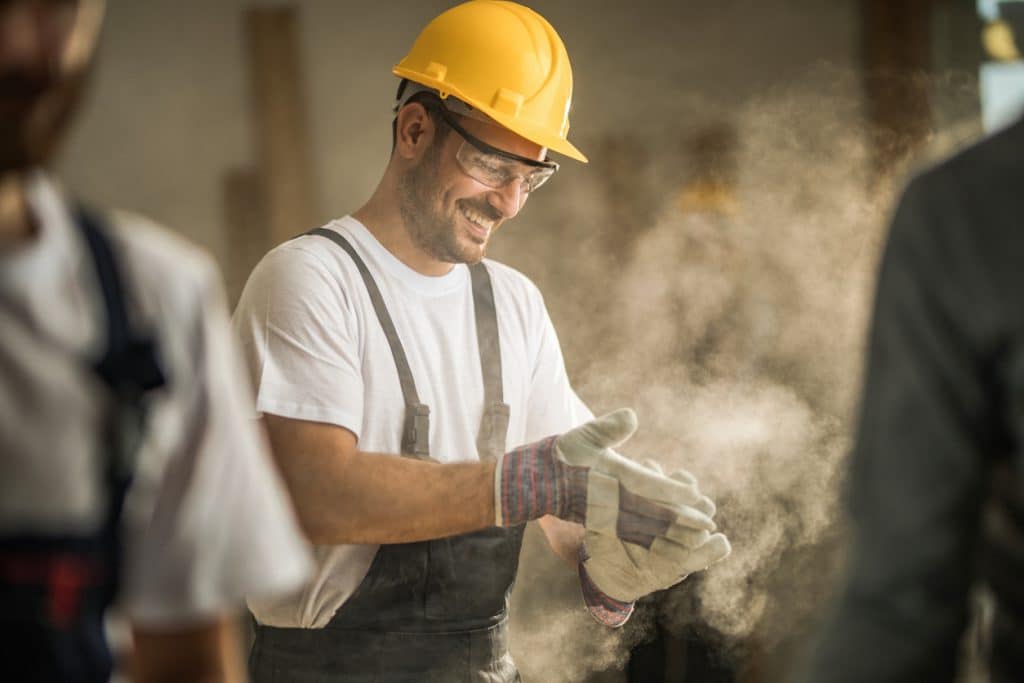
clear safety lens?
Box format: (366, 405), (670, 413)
(455, 141), (557, 194)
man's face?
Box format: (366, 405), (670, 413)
(0, 0), (104, 173)
(398, 108), (547, 265)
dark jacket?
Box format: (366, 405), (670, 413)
(805, 118), (1024, 682)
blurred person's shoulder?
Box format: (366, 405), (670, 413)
(892, 118), (1024, 328)
(905, 117), (1024, 211)
(945, 116), (1024, 177)
(103, 208), (225, 322)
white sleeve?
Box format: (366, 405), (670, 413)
(524, 290), (593, 440)
(121, 252), (312, 627)
(232, 244), (364, 435)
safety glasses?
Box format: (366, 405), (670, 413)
(431, 104), (560, 194)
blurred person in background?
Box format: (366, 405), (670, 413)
(233, 1), (731, 681)
(0, 1), (311, 681)
(802, 116), (1024, 682)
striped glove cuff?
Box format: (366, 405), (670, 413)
(578, 560), (635, 628)
(496, 435), (589, 526)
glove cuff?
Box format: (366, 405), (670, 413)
(497, 435), (576, 526)
(578, 561), (635, 628)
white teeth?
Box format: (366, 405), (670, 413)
(460, 205), (494, 231)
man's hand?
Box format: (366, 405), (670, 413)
(578, 464), (731, 626)
(495, 409), (716, 545)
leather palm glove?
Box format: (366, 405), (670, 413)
(578, 464), (731, 626)
(494, 409), (716, 546)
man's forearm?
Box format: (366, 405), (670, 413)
(264, 414), (496, 545)
(263, 410), (713, 549)
(305, 449), (496, 545)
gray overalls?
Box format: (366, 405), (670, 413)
(250, 229), (525, 683)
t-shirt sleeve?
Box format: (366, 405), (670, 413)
(121, 251), (312, 626)
(232, 244), (364, 436)
(523, 286), (593, 440)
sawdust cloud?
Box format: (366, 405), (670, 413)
(494, 65), (980, 681)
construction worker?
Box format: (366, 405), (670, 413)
(0, 1), (311, 681)
(233, 2), (731, 681)
(801, 118), (1024, 681)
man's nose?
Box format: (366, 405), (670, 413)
(486, 178), (527, 219)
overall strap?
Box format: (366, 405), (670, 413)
(306, 228), (430, 458)
(77, 206), (166, 499)
(468, 262), (509, 460)
(304, 229), (509, 461)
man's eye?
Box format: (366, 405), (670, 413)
(474, 160), (504, 174)
(477, 165), (509, 182)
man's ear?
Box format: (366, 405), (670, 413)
(395, 102), (435, 160)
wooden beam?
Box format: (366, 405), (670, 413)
(861, 0), (935, 177)
(222, 166), (265, 307)
(245, 6), (317, 246)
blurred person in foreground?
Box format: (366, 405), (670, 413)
(232, 1), (731, 681)
(0, 1), (311, 681)
(802, 117), (1024, 682)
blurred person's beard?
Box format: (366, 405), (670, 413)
(0, 67), (86, 174)
(398, 136), (499, 266)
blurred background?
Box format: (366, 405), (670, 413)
(56, 1), (1024, 681)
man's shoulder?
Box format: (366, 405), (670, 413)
(257, 221), (360, 280)
(480, 258), (544, 304)
(232, 221), (371, 331)
(240, 223), (358, 304)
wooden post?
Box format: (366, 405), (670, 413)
(861, 0), (934, 178)
(245, 6), (317, 246)
(222, 167), (265, 306)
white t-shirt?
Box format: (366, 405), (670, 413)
(0, 173), (311, 626)
(233, 216), (592, 628)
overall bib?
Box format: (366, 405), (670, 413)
(251, 229), (525, 683)
(0, 209), (165, 682)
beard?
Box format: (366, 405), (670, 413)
(0, 68), (87, 174)
(397, 138), (501, 265)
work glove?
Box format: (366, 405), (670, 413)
(578, 463), (731, 626)
(495, 409), (716, 547)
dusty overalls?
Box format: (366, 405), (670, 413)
(0, 209), (164, 682)
(250, 230), (525, 683)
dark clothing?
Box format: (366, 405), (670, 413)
(325, 527), (524, 634)
(252, 618), (516, 683)
(251, 526), (522, 683)
(806, 118), (1024, 681)
(0, 208), (164, 682)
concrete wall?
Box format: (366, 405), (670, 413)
(57, 0), (863, 273)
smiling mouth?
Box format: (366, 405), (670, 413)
(458, 203), (497, 240)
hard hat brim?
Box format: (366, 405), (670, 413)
(392, 67), (588, 164)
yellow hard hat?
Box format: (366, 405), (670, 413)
(393, 0), (587, 163)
